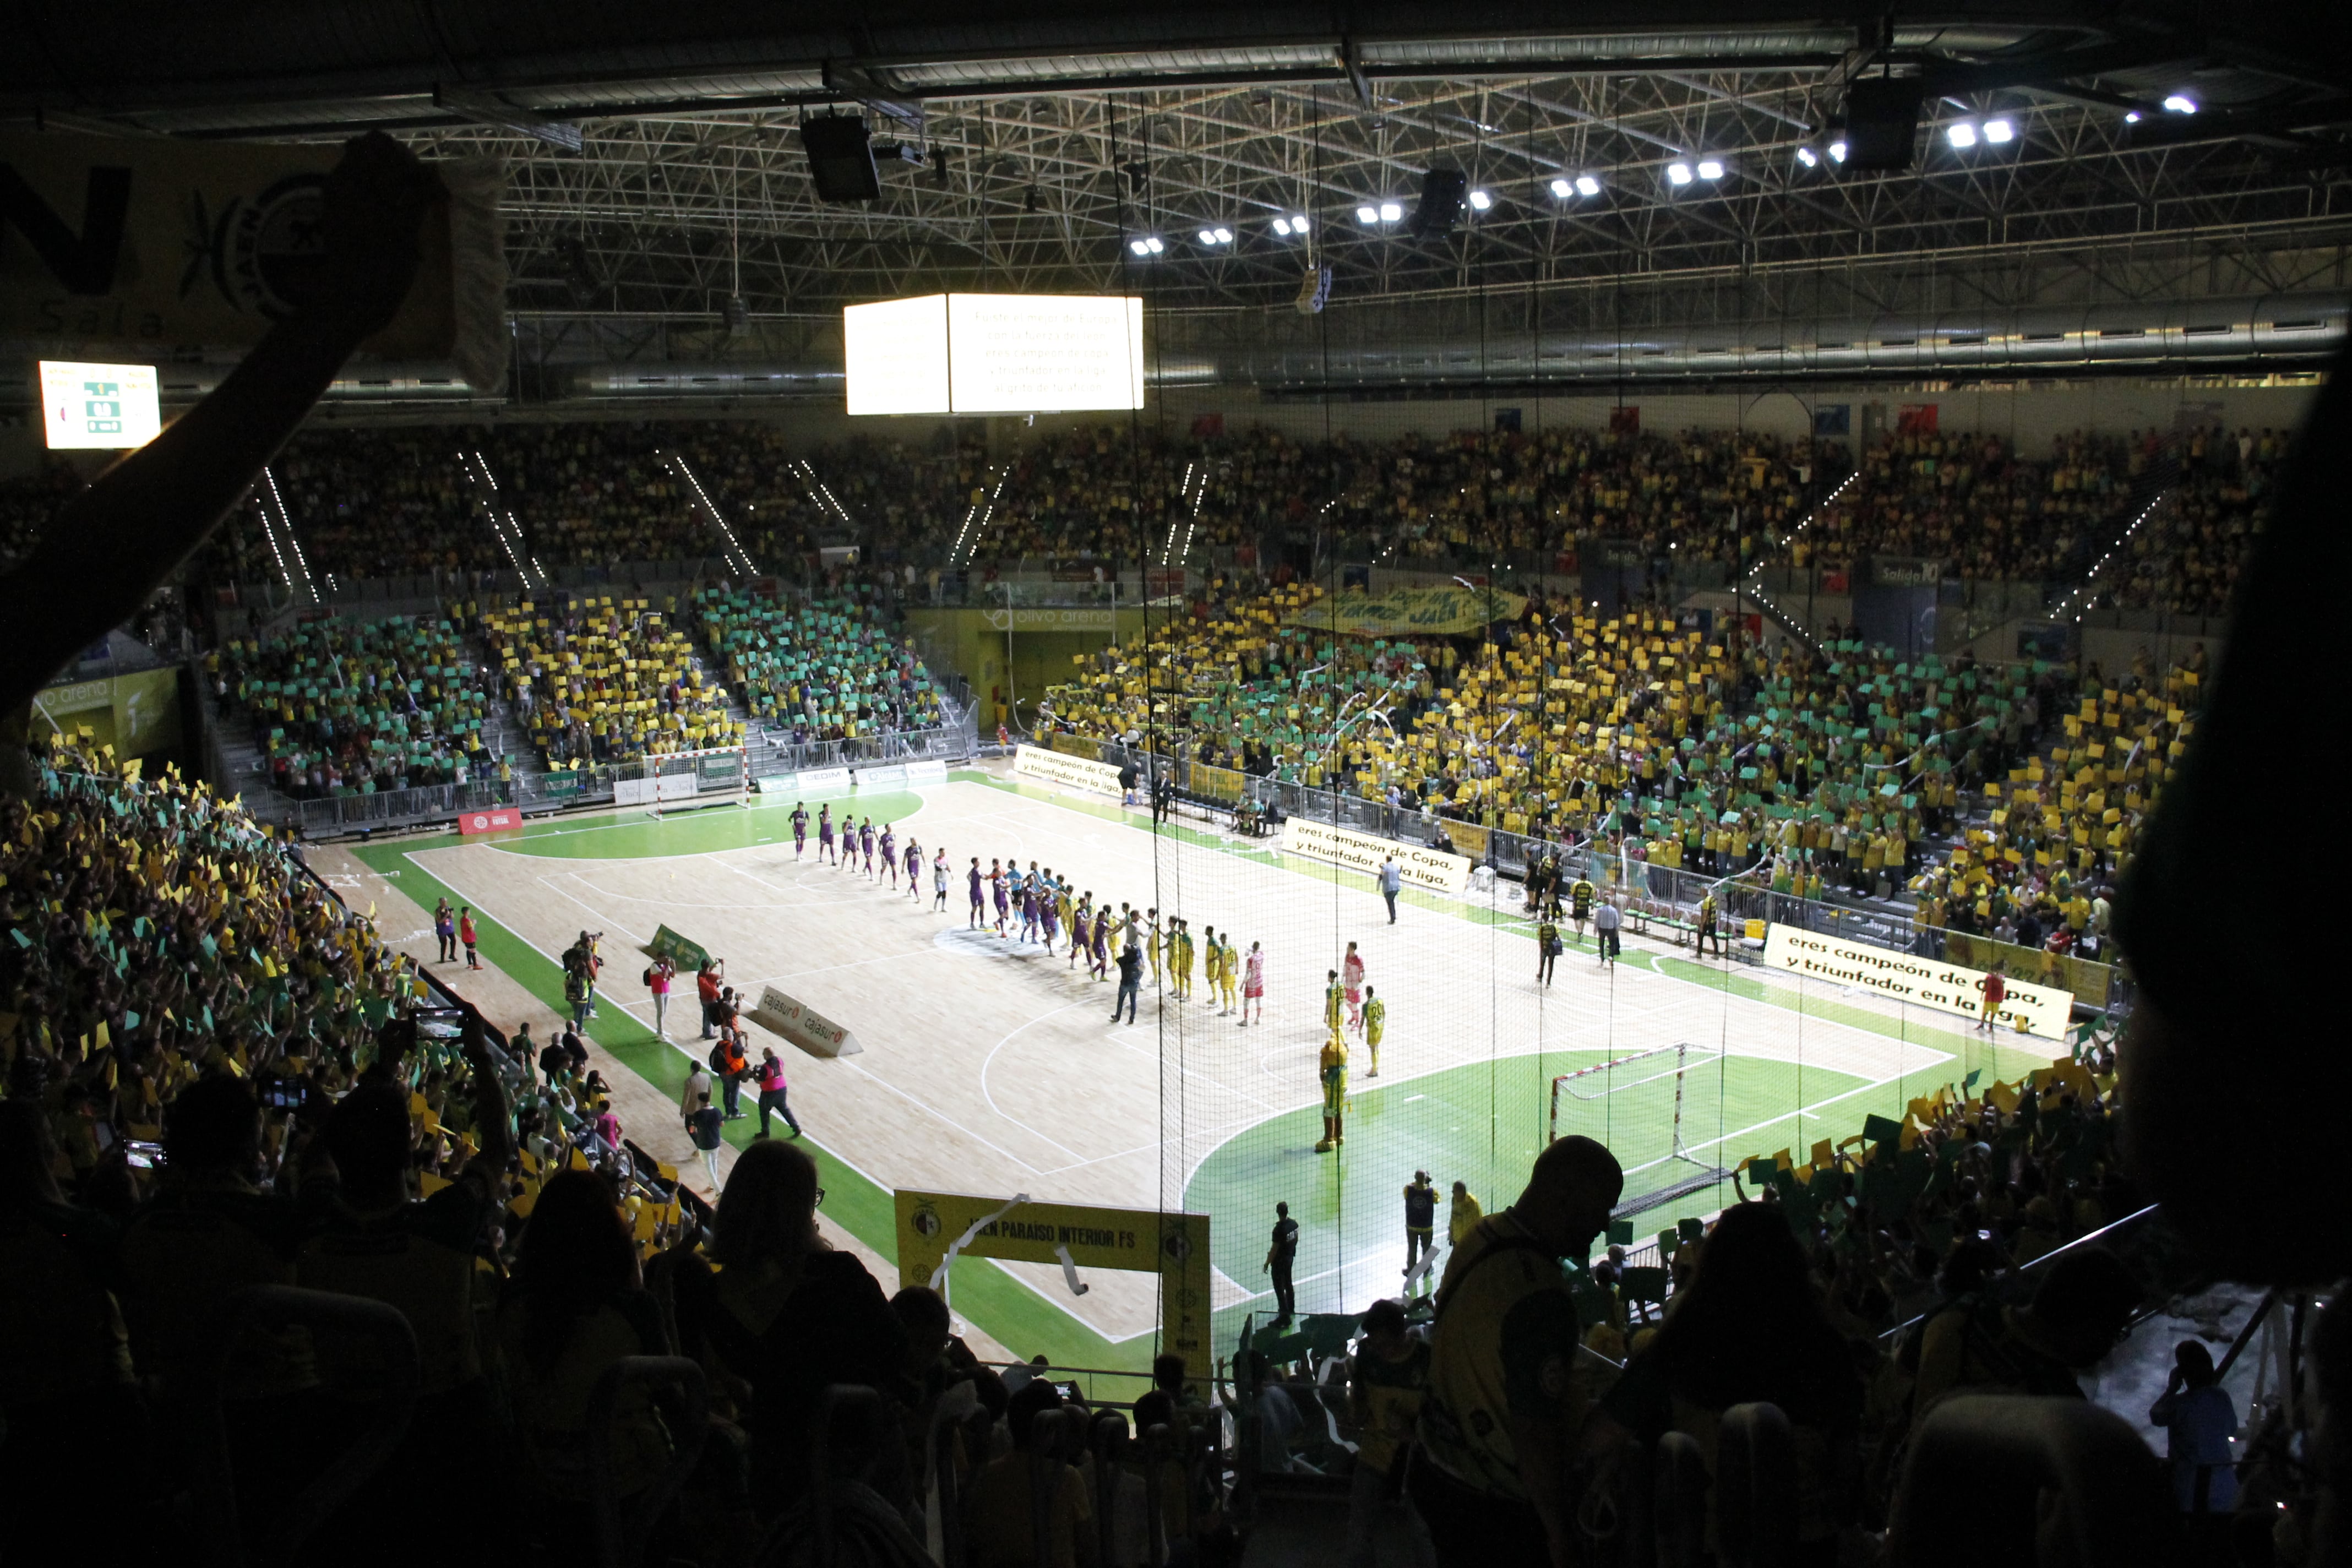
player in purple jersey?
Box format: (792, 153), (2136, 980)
(816, 804), (836, 864)
(859, 819), (876, 876)
(1090, 905), (1111, 978)
(879, 825), (897, 886)
(991, 861), (1011, 934)
(969, 858), (987, 928)
(906, 837), (924, 901)
(1040, 882), (1059, 951)
(790, 802), (809, 858)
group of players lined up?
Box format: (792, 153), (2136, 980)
(787, 800), (954, 911)
(780, 792), (1395, 1159)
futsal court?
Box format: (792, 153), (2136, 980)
(342, 763), (2054, 1360)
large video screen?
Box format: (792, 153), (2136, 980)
(944, 293), (1146, 413)
(842, 295), (951, 416)
(841, 293), (1145, 415)
(39, 360), (162, 449)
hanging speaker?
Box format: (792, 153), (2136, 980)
(802, 115), (882, 203)
(1410, 168), (1468, 238)
(1842, 78), (1925, 172)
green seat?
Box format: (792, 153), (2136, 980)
(1678, 1217), (1707, 1245)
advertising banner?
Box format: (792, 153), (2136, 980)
(1282, 816), (1470, 897)
(856, 764), (908, 790)
(456, 807), (520, 835)
(895, 1189), (1213, 1387)
(1015, 743), (1124, 797)
(748, 986), (862, 1058)
(1762, 924), (2073, 1037)
(797, 766), (852, 793)
(906, 759), (949, 785)
(1282, 584), (1528, 638)
(0, 129), (507, 389)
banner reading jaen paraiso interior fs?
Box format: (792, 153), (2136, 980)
(1763, 924), (2073, 1037)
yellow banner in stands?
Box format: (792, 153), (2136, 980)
(895, 1189), (1213, 1389)
(1282, 584), (1529, 638)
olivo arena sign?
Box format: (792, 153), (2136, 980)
(1763, 925), (2074, 1038)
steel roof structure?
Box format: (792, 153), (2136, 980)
(8, 2), (2350, 337)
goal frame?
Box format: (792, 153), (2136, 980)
(1548, 1042), (1733, 1216)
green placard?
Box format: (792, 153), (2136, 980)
(648, 924), (712, 971)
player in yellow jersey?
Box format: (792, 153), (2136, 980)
(1324, 968), (1344, 1036)
(1175, 920), (1196, 1000)
(1146, 908), (1162, 988)
(1201, 925), (1223, 1011)
(1363, 986), (1387, 1077)
(1220, 933), (1241, 1015)
(1316, 1026), (1350, 1152)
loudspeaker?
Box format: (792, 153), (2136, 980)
(802, 115), (882, 203)
(1410, 167), (1468, 238)
(1842, 77), (1924, 171)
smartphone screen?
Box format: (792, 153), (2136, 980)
(126, 1140), (166, 1170)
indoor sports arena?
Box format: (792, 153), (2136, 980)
(2, 5), (2345, 1566)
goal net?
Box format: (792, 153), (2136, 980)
(1550, 1043), (1735, 1216)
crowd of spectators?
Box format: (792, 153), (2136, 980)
(265, 427), (500, 579)
(485, 422), (715, 569)
(1793, 428), (2146, 580)
(2104, 425), (2286, 616)
(0, 465), (83, 573)
(692, 585), (945, 742)
(479, 594), (741, 766)
(209, 614), (504, 797)
(1909, 647), (2206, 960)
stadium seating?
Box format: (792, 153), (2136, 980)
(213, 614), (499, 798)
(270, 427), (502, 579)
(1793, 429), (2143, 580)
(480, 595), (742, 766)
(0, 465), (81, 573)
(487, 423), (718, 568)
(693, 585), (945, 740)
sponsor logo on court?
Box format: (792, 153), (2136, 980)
(1280, 816), (1469, 897)
(1014, 743), (1123, 797)
(1761, 924), (2073, 1037)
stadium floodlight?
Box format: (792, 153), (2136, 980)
(1197, 229), (1218, 245)
(1947, 121), (1979, 148)
(1549, 177), (1572, 198)
(1356, 204), (1380, 224)
(1147, 237), (1163, 253)
(2125, 111), (2143, 123)
(1272, 217), (1292, 236)
(1667, 162), (1694, 185)
(1129, 238), (1151, 255)
(1983, 118), (2015, 144)
(1796, 146), (1819, 167)
(1214, 227), (1232, 243)
(1379, 201), (1402, 222)
(1468, 188), (1492, 210)
(1291, 214), (1309, 231)
(1828, 139), (1848, 162)
(2163, 94), (2197, 114)
(1575, 175), (1600, 197)
(1696, 158), (1725, 180)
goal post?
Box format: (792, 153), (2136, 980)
(1548, 1042), (1734, 1216)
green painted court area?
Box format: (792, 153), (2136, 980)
(349, 771), (2055, 1377)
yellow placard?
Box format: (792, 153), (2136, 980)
(895, 1190), (1214, 1391)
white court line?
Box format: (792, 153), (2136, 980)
(975, 1001), (1103, 1164)
(536, 872), (649, 945)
